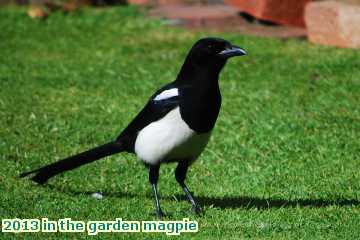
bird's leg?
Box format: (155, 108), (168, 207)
(149, 164), (165, 218)
(175, 161), (202, 215)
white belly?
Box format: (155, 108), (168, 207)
(134, 107), (211, 165)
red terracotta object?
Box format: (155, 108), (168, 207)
(224, 0), (312, 27)
(305, 1), (360, 48)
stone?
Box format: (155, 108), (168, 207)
(27, 5), (48, 19)
(224, 0), (311, 27)
(91, 192), (103, 200)
(305, 1), (360, 48)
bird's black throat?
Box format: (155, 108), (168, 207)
(175, 55), (225, 133)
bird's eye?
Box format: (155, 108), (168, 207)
(207, 45), (212, 49)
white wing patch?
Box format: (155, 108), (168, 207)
(154, 88), (179, 101)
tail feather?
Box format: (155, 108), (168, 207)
(20, 141), (124, 184)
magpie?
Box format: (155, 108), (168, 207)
(20, 37), (246, 218)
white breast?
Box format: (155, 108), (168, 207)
(134, 107), (211, 165)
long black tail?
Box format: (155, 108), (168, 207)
(20, 141), (124, 184)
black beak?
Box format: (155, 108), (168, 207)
(218, 45), (247, 59)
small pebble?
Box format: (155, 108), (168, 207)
(91, 192), (103, 200)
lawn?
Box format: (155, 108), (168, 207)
(1, 5), (360, 239)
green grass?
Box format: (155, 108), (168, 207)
(1, 6), (360, 239)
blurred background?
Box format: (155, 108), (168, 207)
(1, 0), (359, 48)
(0, 0), (360, 48)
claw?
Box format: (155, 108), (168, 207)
(156, 209), (166, 219)
(192, 204), (203, 215)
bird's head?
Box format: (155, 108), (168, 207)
(180, 37), (246, 78)
(190, 37), (246, 63)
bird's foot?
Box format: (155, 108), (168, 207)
(156, 209), (166, 219)
(191, 204), (203, 215)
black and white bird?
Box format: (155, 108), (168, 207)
(20, 37), (246, 217)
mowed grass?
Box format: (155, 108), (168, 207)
(1, 6), (360, 239)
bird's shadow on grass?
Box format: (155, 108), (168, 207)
(194, 195), (360, 209)
(47, 184), (360, 209)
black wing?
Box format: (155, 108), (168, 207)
(116, 82), (180, 153)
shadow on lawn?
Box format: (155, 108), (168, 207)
(195, 196), (360, 209)
(48, 185), (360, 209)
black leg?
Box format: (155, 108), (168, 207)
(175, 161), (202, 215)
(149, 164), (165, 218)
